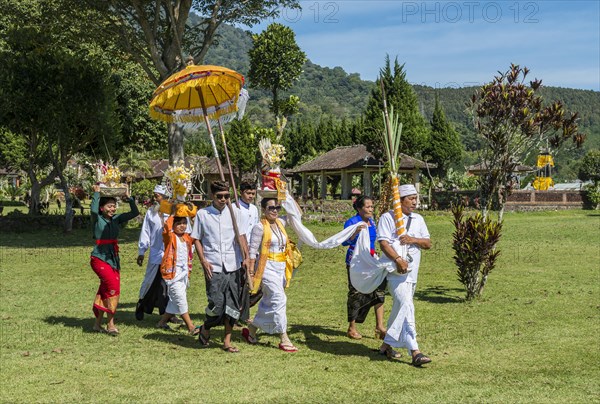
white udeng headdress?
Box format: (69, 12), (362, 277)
(399, 184), (417, 197)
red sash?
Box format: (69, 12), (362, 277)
(96, 239), (119, 255)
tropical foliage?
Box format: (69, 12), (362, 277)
(452, 204), (502, 300)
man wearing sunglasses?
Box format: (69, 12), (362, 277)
(191, 180), (248, 353)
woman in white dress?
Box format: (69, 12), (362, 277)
(242, 197), (298, 352)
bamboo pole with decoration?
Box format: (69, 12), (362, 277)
(380, 80), (406, 237)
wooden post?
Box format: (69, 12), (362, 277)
(363, 169), (372, 196)
(341, 170), (350, 199)
(320, 171), (327, 199)
(302, 172), (307, 197)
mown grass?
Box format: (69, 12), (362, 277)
(0, 210), (598, 403)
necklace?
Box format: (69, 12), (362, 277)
(270, 223), (285, 252)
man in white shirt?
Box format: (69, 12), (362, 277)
(193, 180), (248, 353)
(377, 184), (432, 366)
(236, 181), (259, 321)
(237, 181), (259, 235)
(135, 185), (173, 321)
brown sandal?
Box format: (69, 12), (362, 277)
(347, 330), (362, 340)
(222, 346), (239, 353)
(375, 329), (387, 340)
(379, 346), (402, 360)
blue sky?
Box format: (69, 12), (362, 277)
(248, 1), (600, 90)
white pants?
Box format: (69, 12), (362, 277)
(165, 276), (189, 315)
(138, 263), (160, 299)
(252, 261), (287, 334)
(384, 278), (418, 352)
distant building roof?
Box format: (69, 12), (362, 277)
(552, 181), (589, 190)
(290, 145), (435, 173)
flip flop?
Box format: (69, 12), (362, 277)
(222, 346), (239, 353)
(156, 323), (171, 331)
(241, 327), (258, 345)
(379, 347), (401, 360)
(374, 329), (387, 340)
(278, 343), (298, 353)
(106, 328), (120, 336)
(169, 316), (183, 325)
(346, 331), (363, 340)
(411, 353), (432, 367)
(198, 325), (210, 346)
(189, 326), (201, 336)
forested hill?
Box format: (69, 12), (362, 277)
(204, 22), (599, 151)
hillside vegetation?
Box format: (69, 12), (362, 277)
(201, 21), (598, 180)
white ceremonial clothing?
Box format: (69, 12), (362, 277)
(383, 279), (418, 351)
(236, 200), (259, 236)
(164, 238), (192, 315)
(138, 208), (169, 298)
(348, 209), (430, 352)
(281, 191), (362, 249)
(249, 222), (287, 334)
(138, 208), (169, 265)
(250, 223), (288, 334)
(377, 211), (430, 284)
(191, 204), (243, 273)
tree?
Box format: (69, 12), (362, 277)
(424, 94), (463, 177)
(0, 1), (119, 231)
(222, 117), (260, 180)
(578, 149), (600, 209)
(469, 64), (585, 219)
(578, 149), (600, 184)
(95, 0), (300, 162)
(360, 56), (429, 159)
(248, 23), (306, 136)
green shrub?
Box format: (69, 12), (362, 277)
(452, 204), (502, 300)
(583, 183), (600, 210)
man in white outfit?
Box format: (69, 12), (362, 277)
(377, 184), (432, 366)
(135, 184), (177, 321)
(236, 181), (259, 320)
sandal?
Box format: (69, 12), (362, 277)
(156, 323), (171, 331)
(375, 329), (387, 340)
(222, 346), (239, 353)
(198, 325), (210, 346)
(411, 353), (432, 367)
(169, 316), (183, 325)
(379, 346), (401, 360)
(189, 326), (201, 336)
(278, 343), (298, 353)
(241, 328), (258, 345)
(346, 330), (362, 340)
(106, 328), (119, 336)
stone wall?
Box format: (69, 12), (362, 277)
(430, 190), (584, 210)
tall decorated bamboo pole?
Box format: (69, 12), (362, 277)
(380, 80), (406, 236)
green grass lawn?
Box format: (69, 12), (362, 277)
(1, 210), (598, 402)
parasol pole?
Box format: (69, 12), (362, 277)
(198, 89), (251, 288)
(217, 117), (241, 209)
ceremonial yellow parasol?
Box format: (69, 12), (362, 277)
(149, 62), (248, 201)
(149, 64), (245, 126)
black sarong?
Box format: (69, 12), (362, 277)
(136, 268), (168, 319)
(204, 269), (241, 329)
(346, 265), (386, 323)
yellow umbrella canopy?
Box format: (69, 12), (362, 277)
(149, 64), (245, 125)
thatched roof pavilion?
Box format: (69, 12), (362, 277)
(290, 145), (435, 199)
